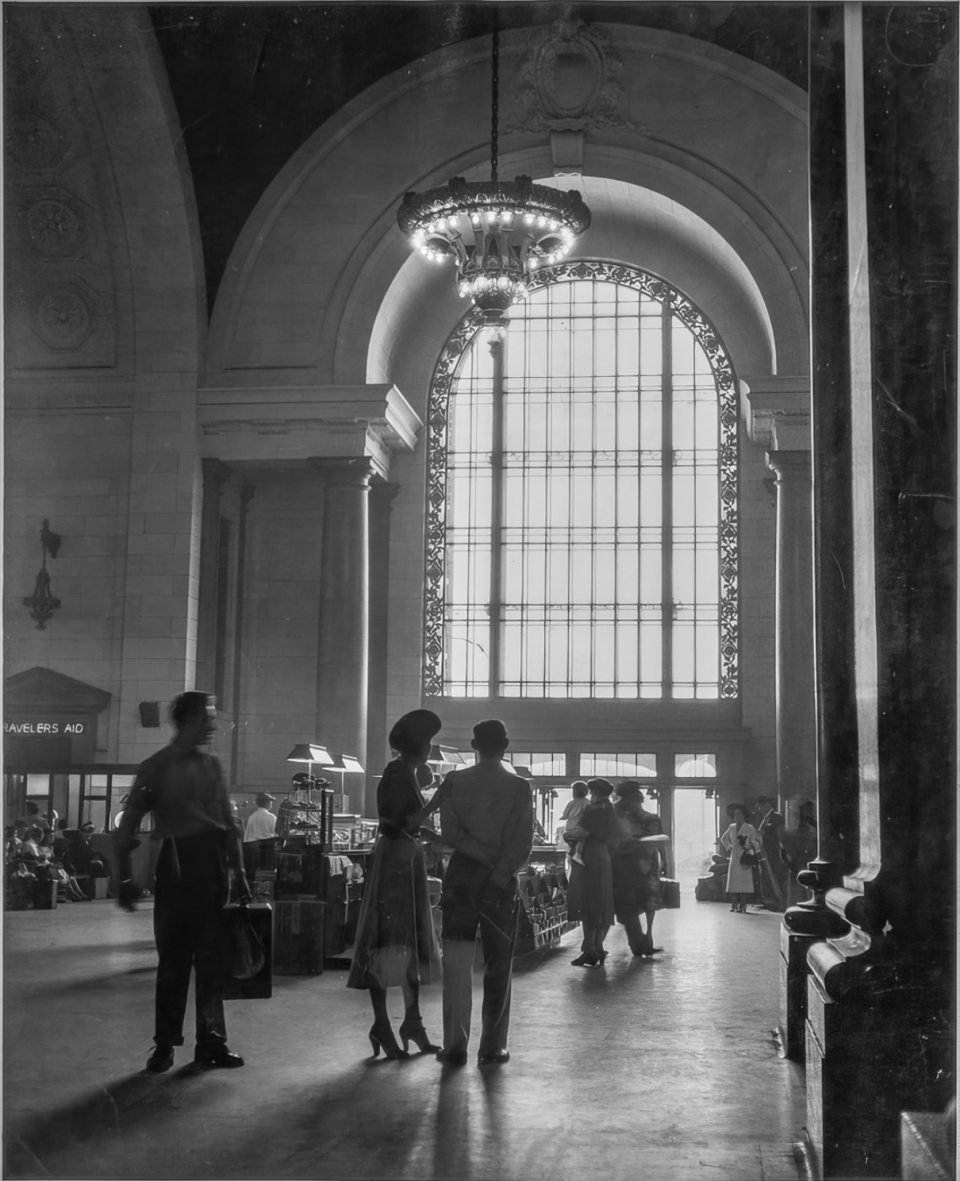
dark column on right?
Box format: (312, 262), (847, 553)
(801, 5), (956, 1178)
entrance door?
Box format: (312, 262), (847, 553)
(672, 788), (718, 879)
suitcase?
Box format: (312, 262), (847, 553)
(660, 878), (681, 909)
(273, 899), (325, 975)
(221, 902), (273, 1000)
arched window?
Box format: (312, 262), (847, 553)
(424, 262), (738, 700)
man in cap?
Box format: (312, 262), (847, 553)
(116, 691), (250, 1073)
(437, 719), (534, 1067)
(243, 791), (278, 879)
(752, 795), (787, 910)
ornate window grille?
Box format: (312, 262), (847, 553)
(423, 261), (739, 699)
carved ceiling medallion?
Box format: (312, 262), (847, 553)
(26, 197), (86, 257)
(34, 284), (94, 350)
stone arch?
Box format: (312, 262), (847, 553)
(206, 24), (808, 402)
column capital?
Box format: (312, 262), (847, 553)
(309, 456), (375, 488)
(201, 458), (233, 487)
(766, 449), (813, 481)
(370, 479), (401, 507)
(741, 375), (811, 450)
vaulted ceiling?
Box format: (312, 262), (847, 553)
(148, 3), (809, 313)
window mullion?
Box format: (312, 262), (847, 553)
(661, 298), (674, 698)
(488, 333), (505, 697)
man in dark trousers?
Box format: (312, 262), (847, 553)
(116, 691), (250, 1073)
(437, 719), (534, 1067)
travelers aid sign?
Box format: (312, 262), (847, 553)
(4, 720), (85, 734)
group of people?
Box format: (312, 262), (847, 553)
(114, 695), (537, 1072)
(346, 711), (533, 1067)
(720, 797), (810, 912)
(6, 811), (109, 904)
(559, 778), (668, 966)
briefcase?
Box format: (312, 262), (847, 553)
(221, 902), (273, 1000)
(660, 878), (681, 909)
(273, 899), (325, 975)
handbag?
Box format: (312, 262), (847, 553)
(220, 901), (273, 998)
(659, 878), (681, 909)
(739, 849), (759, 867)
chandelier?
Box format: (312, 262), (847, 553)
(397, 22), (591, 326)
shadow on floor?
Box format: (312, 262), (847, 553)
(4, 1065), (234, 1179)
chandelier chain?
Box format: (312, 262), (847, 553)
(491, 20), (499, 183)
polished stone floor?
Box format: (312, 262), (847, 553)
(4, 876), (805, 1180)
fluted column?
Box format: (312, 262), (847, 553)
(312, 458), (372, 812)
(366, 481), (400, 817)
(766, 449), (817, 803)
(197, 460), (232, 700)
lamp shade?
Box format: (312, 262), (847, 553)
(286, 743), (334, 766)
(333, 754), (365, 774)
(428, 744), (465, 765)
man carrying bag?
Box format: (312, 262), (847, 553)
(116, 691), (251, 1073)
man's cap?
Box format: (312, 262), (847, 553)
(80, 821), (96, 832)
(755, 795), (776, 806)
(472, 719), (509, 748)
(255, 792), (276, 807)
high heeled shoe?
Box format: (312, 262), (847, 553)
(368, 1023), (409, 1060)
(399, 1018), (439, 1054)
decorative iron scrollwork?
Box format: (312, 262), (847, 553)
(423, 261), (740, 699)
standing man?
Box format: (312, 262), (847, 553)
(437, 719), (534, 1067)
(753, 795), (787, 910)
(116, 691), (250, 1073)
(243, 792), (278, 880)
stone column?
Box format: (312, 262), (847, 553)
(766, 449), (816, 805)
(312, 458), (372, 813)
(366, 481), (400, 818)
(196, 460), (232, 700)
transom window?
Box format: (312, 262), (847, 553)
(423, 262), (739, 700)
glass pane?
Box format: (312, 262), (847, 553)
(675, 753), (718, 778)
(429, 269), (736, 699)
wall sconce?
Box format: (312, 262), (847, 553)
(23, 519), (61, 630)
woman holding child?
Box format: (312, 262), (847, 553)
(565, 778), (617, 968)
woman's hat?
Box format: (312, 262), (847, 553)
(389, 709), (442, 751)
(587, 777), (615, 797)
(726, 803), (749, 819)
(617, 780), (644, 799)
(255, 792), (276, 807)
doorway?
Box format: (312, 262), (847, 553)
(672, 788), (718, 882)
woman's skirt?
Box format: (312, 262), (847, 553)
(566, 843), (614, 927)
(346, 832), (441, 990)
(611, 852), (661, 921)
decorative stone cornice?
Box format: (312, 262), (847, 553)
(197, 384), (423, 478)
(741, 375), (811, 450)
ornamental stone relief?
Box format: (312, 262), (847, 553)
(24, 192), (87, 258)
(33, 283), (95, 351)
(510, 19), (644, 137)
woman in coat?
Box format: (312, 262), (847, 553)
(720, 803), (762, 913)
(347, 710), (445, 1058)
(565, 778), (618, 967)
(611, 781), (667, 956)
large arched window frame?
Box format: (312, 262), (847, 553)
(423, 261), (739, 700)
